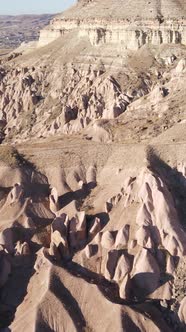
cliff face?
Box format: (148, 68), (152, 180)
(38, 0), (186, 49)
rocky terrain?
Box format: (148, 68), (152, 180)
(0, 0), (186, 331)
(0, 14), (54, 49)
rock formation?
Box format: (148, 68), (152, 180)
(0, 0), (186, 331)
(39, 0), (186, 49)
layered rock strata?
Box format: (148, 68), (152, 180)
(38, 0), (186, 49)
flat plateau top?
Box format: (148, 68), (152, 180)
(58, 0), (186, 20)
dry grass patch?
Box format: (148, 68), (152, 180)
(0, 145), (29, 167)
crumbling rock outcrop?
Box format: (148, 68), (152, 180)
(0, 154), (185, 331)
(0, 1), (186, 330)
(0, 65), (138, 142)
(38, 0), (186, 50)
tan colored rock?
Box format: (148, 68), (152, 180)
(85, 244), (98, 258)
(132, 248), (160, 296)
(86, 165), (97, 186)
(119, 274), (131, 300)
(176, 59), (186, 74)
(136, 203), (152, 226)
(7, 183), (23, 204)
(113, 253), (132, 283)
(105, 201), (113, 213)
(39, 0), (186, 50)
(49, 187), (60, 214)
(104, 250), (119, 280)
(0, 228), (14, 254)
(15, 241), (30, 255)
(166, 255), (175, 275)
(135, 226), (152, 248)
(89, 217), (101, 239)
(178, 296), (186, 325)
(69, 211), (87, 248)
(115, 224), (130, 249)
(101, 230), (115, 249)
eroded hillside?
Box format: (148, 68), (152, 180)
(0, 1), (186, 331)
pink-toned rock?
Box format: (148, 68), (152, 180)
(178, 296), (186, 324)
(105, 201), (113, 213)
(85, 244), (98, 258)
(89, 217), (101, 239)
(51, 187), (59, 202)
(15, 241), (30, 255)
(22, 216), (35, 229)
(86, 165), (97, 185)
(69, 211), (87, 248)
(132, 248), (160, 295)
(145, 236), (154, 249)
(129, 239), (137, 250)
(163, 235), (179, 256)
(76, 211), (86, 234)
(123, 180), (136, 207)
(49, 188), (60, 214)
(113, 253), (132, 283)
(166, 255), (175, 275)
(123, 177), (135, 191)
(94, 232), (102, 244)
(101, 231), (115, 249)
(119, 274), (131, 300)
(78, 180), (84, 189)
(8, 183), (23, 203)
(51, 214), (69, 234)
(51, 230), (69, 258)
(137, 170), (186, 256)
(135, 226), (152, 248)
(51, 214), (69, 256)
(176, 59), (186, 74)
(66, 167), (86, 191)
(160, 281), (173, 301)
(51, 230), (67, 247)
(105, 250), (119, 280)
(136, 203), (152, 226)
(0, 229), (14, 254)
(115, 224), (130, 249)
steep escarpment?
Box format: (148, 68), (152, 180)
(38, 0), (186, 49)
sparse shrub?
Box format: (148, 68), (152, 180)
(35, 225), (51, 247)
(83, 204), (94, 214)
